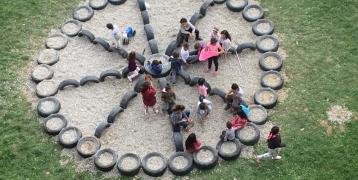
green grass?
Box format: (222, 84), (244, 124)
(0, 0), (357, 179)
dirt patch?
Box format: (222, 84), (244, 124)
(277, 88), (289, 102)
(327, 105), (354, 124)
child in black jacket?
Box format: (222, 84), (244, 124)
(256, 126), (286, 163)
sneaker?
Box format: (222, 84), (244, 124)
(272, 156), (282, 160)
(127, 76), (132, 83)
(196, 37), (203, 41)
(144, 109), (148, 115)
(154, 109), (159, 114)
(255, 156), (261, 165)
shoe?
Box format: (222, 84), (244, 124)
(127, 76), (132, 83)
(255, 156), (261, 165)
(196, 37), (203, 41)
(154, 109), (159, 114)
(272, 156), (282, 160)
(144, 109), (148, 115)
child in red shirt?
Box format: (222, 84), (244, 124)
(140, 81), (158, 115)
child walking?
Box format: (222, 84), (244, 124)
(197, 78), (208, 97)
(140, 81), (159, 115)
(127, 51), (140, 82)
(204, 37), (225, 75)
(169, 51), (183, 85)
(256, 126), (286, 164)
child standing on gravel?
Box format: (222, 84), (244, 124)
(203, 37), (225, 76)
(161, 85), (176, 114)
(127, 51), (140, 82)
(220, 121), (236, 141)
(197, 78), (208, 97)
(196, 95), (212, 121)
(185, 133), (202, 153)
(219, 30), (233, 53)
(179, 18), (202, 42)
(256, 126), (286, 164)
(169, 51), (183, 85)
(106, 23), (121, 48)
(140, 81), (159, 115)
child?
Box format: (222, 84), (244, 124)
(140, 81), (159, 115)
(161, 85), (176, 114)
(122, 26), (136, 45)
(145, 74), (153, 87)
(169, 51), (183, 85)
(219, 30), (232, 53)
(127, 51), (140, 82)
(220, 121), (236, 141)
(147, 60), (162, 76)
(196, 95), (212, 121)
(193, 41), (206, 56)
(185, 133), (202, 153)
(224, 83), (246, 111)
(204, 37), (225, 75)
(171, 104), (193, 132)
(197, 78), (208, 97)
(256, 126), (286, 163)
(179, 18), (202, 42)
(210, 27), (220, 41)
(106, 23), (121, 48)
(231, 107), (248, 130)
(180, 43), (190, 64)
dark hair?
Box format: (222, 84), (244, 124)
(185, 133), (197, 150)
(165, 85), (172, 92)
(220, 30), (232, 41)
(106, 23), (113, 29)
(141, 81), (150, 93)
(199, 95), (205, 103)
(172, 51), (179, 58)
(199, 103), (207, 110)
(194, 42), (201, 50)
(183, 43), (189, 49)
(231, 83), (239, 90)
(198, 78), (205, 86)
(152, 60), (161, 65)
(172, 104), (185, 112)
(226, 121), (232, 129)
(234, 106), (247, 118)
(180, 18), (188, 23)
(271, 126), (280, 135)
(128, 51), (136, 62)
(210, 37), (218, 45)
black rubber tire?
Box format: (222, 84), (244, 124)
(58, 79), (80, 90)
(120, 90), (138, 109)
(94, 121), (111, 138)
(73, 6), (94, 22)
(109, 46), (128, 58)
(93, 37), (111, 51)
(36, 80), (59, 98)
(61, 20), (82, 37)
(135, 52), (146, 65)
(58, 126), (82, 148)
(144, 54), (171, 78)
(247, 105), (267, 125)
(165, 40), (177, 56)
(193, 146), (218, 170)
(31, 64), (54, 83)
(187, 55), (199, 64)
(190, 12), (202, 26)
(107, 106), (124, 123)
(158, 77), (168, 90)
(43, 114), (67, 135)
(133, 75), (145, 93)
(89, 0), (108, 10)
(168, 152), (193, 176)
(200, 0), (214, 16)
(214, 0), (226, 4)
(189, 76), (200, 86)
(177, 69), (191, 84)
(37, 97), (61, 117)
(45, 34), (68, 50)
(142, 152), (167, 177)
(37, 49), (59, 65)
(209, 87), (226, 101)
(236, 42), (256, 53)
(216, 139), (241, 161)
(226, 0), (248, 12)
(79, 76), (100, 86)
(141, 10), (150, 25)
(117, 153), (141, 176)
(236, 122), (260, 146)
(94, 148), (118, 172)
(259, 52), (283, 71)
(242, 4), (264, 22)
(99, 69), (122, 81)
(144, 24), (155, 41)
(256, 35), (279, 53)
(173, 132), (184, 152)
(148, 39), (159, 54)
(76, 136), (101, 158)
(137, 0), (146, 11)
(252, 19), (274, 36)
(108, 0), (126, 5)
(261, 70), (284, 90)
(78, 29), (95, 43)
(254, 88), (278, 109)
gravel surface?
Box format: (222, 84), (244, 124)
(62, 129), (78, 143)
(196, 149), (213, 163)
(121, 156), (139, 170)
(257, 90), (275, 104)
(246, 7), (261, 18)
(172, 155), (189, 169)
(46, 117), (64, 131)
(75, 7), (91, 19)
(32, 65), (53, 81)
(147, 156), (164, 171)
(238, 125), (256, 140)
(256, 22), (271, 34)
(46, 35), (67, 49)
(98, 152), (114, 165)
(262, 73), (281, 87)
(259, 38), (275, 49)
(36, 80), (58, 97)
(90, 0), (107, 7)
(220, 141), (237, 154)
(248, 106), (266, 123)
(263, 56), (279, 69)
(38, 100), (56, 114)
(79, 140), (97, 154)
(62, 21), (81, 35)
(230, 0), (246, 7)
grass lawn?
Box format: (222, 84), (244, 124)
(0, 0), (357, 179)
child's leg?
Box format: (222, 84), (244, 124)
(206, 58), (213, 72)
(213, 56), (219, 71)
(152, 105), (159, 114)
(128, 69), (139, 82)
(171, 71), (177, 84)
(256, 151), (271, 160)
(144, 105), (149, 114)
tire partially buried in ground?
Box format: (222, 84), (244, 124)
(193, 146), (218, 170)
(46, 34), (68, 50)
(37, 97), (61, 117)
(261, 70), (284, 90)
(76, 136), (101, 158)
(254, 88), (278, 109)
(36, 80), (58, 98)
(137, 0), (146, 11)
(248, 105), (268, 125)
(93, 37), (111, 51)
(89, 0), (108, 10)
(158, 77), (168, 90)
(148, 39), (159, 54)
(117, 153), (141, 176)
(37, 49), (59, 65)
(256, 35), (279, 53)
(236, 123), (260, 146)
(168, 152), (194, 176)
(144, 54), (171, 78)
(58, 79), (80, 90)
(94, 148), (118, 172)
(144, 24), (154, 41)
(43, 114), (67, 135)
(216, 139), (241, 160)
(133, 75), (145, 93)
(177, 69), (191, 84)
(31, 64), (54, 83)
(80, 76), (100, 86)
(236, 42), (256, 53)
(120, 90), (138, 109)
(61, 20), (82, 37)
(259, 52), (283, 71)
(95, 122), (111, 138)
(142, 152), (167, 177)
(58, 126), (82, 148)
(252, 19), (274, 36)
(226, 0), (248, 12)
(190, 12), (202, 25)
(141, 10), (150, 25)
(173, 132), (184, 152)
(214, 0), (226, 4)
(110, 46), (128, 58)
(78, 29), (96, 43)
(209, 87), (226, 101)
(99, 69), (122, 81)
(135, 52), (146, 65)
(165, 40), (177, 56)
(199, 0), (214, 16)
(73, 5), (94, 22)
(242, 4), (264, 22)
(107, 106), (124, 123)
(108, 0), (126, 5)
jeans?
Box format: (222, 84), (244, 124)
(257, 148), (279, 159)
(208, 56), (219, 71)
(171, 71), (178, 84)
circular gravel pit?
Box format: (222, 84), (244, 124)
(259, 52), (283, 71)
(248, 105), (267, 125)
(77, 136), (101, 157)
(36, 80), (58, 97)
(259, 38), (274, 49)
(31, 64), (54, 82)
(144, 54), (171, 78)
(59, 127), (82, 148)
(37, 49), (59, 65)
(61, 20), (82, 37)
(121, 156), (139, 170)
(255, 89), (275, 104)
(46, 34), (68, 50)
(147, 156), (164, 171)
(261, 70), (283, 89)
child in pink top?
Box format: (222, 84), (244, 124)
(197, 78), (208, 97)
(203, 37), (224, 76)
(231, 107), (248, 130)
(185, 133), (202, 153)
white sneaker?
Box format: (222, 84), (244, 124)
(272, 156), (282, 160)
(128, 76), (132, 83)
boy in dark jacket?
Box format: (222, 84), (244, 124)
(169, 51), (184, 84)
(256, 126), (286, 163)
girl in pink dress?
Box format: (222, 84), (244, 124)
(185, 133), (202, 153)
(200, 37), (225, 75)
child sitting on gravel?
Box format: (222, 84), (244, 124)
(185, 133), (202, 153)
(180, 43), (190, 64)
(127, 51), (140, 82)
(231, 107), (249, 130)
(169, 51), (184, 85)
(225, 83), (246, 111)
(256, 126), (286, 164)
(171, 104), (193, 132)
(147, 60), (162, 76)
(197, 78), (208, 97)
(140, 81), (159, 115)
(220, 121), (236, 141)
(196, 95), (212, 121)
(161, 85), (176, 114)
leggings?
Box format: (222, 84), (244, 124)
(208, 56), (219, 71)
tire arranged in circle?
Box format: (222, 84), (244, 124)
(79, 76), (100, 86)
(254, 88), (278, 109)
(89, 0), (108, 10)
(259, 52), (283, 71)
(252, 19), (274, 36)
(78, 29), (96, 43)
(108, 0), (126, 5)
(76, 136), (101, 158)
(193, 146), (218, 170)
(58, 126), (82, 148)
(260, 70), (284, 90)
(168, 152), (194, 176)
(61, 20), (82, 37)
(235, 123), (260, 146)
(242, 4), (264, 22)
(117, 153), (141, 176)
(99, 69), (122, 81)
(45, 34), (68, 50)
(142, 152), (167, 177)
(214, 0), (226, 4)
(226, 0), (248, 12)
(37, 97), (61, 117)
(58, 79), (80, 90)
(247, 105), (268, 125)
(216, 139), (241, 160)
(256, 35), (279, 53)
(73, 6), (94, 22)
(43, 114), (67, 135)
(94, 148), (118, 172)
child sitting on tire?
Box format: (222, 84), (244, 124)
(179, 18), (202, 43)
(220, 121), (236, 141)
(185, 133), (202, 153)
(196, 95), (212, 121)
(127, 51), (140, 82)
(147, 60), (162, 76)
